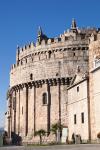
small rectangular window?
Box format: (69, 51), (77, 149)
(74, 114), (76, 124)
(81, 112), (84, 123)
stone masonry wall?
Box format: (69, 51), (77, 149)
(89, 34), (100, 140)
(8, 25), (97, 142)
(67, 80), (89, 141)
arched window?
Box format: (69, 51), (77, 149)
(30, 73), (33, 80)
(42, 93), (47, 105)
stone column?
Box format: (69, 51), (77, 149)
(15, 90), (18, 134)
(18, 89), (20, 134)
(25, 85), (28, 136)
(47, 83), (51, 135)
(28, 84), (34, 136)
(20, 86), (27, 137)
(58, 79), (61, 125)
(13, 90), (16, 133)
(8, 116), (11, 138)
(8, 96), (12, 138)
(33, 86), (36, 135)
(15, 88), (20, 134)
(60, 84), (68, 126)
(11, 91), (15, 133)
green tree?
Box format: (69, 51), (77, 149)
(50, 122), (63, 142)
(34, 129), (46, 144)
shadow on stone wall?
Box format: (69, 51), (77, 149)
(3, 131), (22, 146)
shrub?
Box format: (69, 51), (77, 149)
(50, 122), (63, 142)
(97, 132), (100, 139)
(34, 129), (46, 144)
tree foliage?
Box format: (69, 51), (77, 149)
(97, 132), (100, 139)
(34, 129), (46, 144)
(50, 122), (63, 142)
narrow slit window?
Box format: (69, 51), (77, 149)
(77, 86), (79, 92)
(42, 93), (47, 105)
(48, 51), (51, 58)
(74, 114), (76, 124)
(81, 112), (84, 123)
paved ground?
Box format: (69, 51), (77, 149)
(0, 144), (100, 150)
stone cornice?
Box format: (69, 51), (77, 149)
(91, 65), (100, 73)
(67, 77), (88, 90)
(8, 77), (72, 93)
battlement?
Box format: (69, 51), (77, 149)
(11, 19), (98, 72)
(17, 42), (35, 54)
(17, 30), (89, 58)
(17, 27), (97, 57)
(11, 64), (16, 70)
(89, 30), (100, 69)
(89, 30), (100, 43)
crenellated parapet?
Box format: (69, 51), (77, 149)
(16, 42), (35, 61)
(16, 30), (91, 60)
(10, 19), (97, 87)
(13, 20), (96, 66)
(89, 30), (100, 45)
(89, 30), (100, 70)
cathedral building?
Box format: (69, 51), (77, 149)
(6, 19), (100, 143)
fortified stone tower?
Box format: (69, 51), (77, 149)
(7, 20), (97, 142)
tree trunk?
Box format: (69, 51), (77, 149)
(40, 135), (42, 145)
